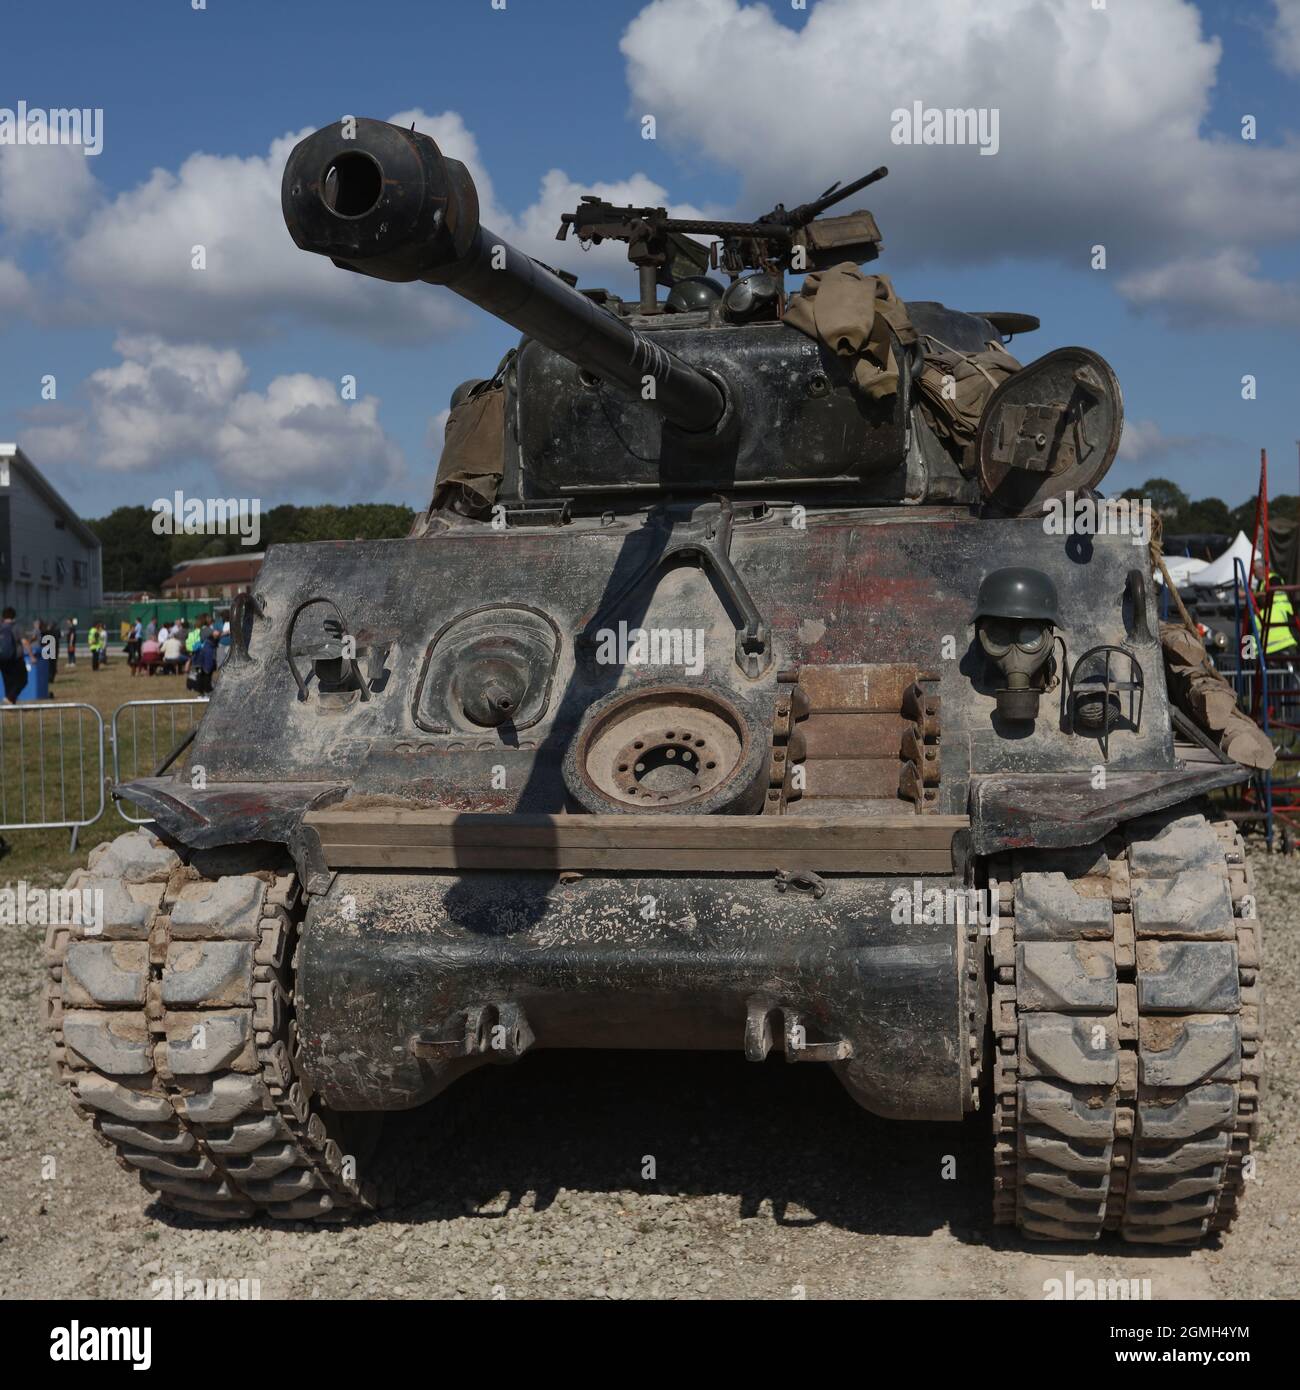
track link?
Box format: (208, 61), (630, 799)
(44, 829), (376, 1222)
(991, 810), (1261, 1245)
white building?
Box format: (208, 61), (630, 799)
(0, 444), (103, 620)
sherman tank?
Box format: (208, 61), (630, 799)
(44, 117), (1264, 1245)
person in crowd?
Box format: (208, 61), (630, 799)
(88, 621), (102, 671)
(66, 616), (78, 667)
(145, 617), (158, 641)
(185, 617), (206, 661)
(28, 619), (56, 697)
(1252, 556), (1299, 661)
(43, 618), (59, 682)
(138, 633), (161, 675)
(187, 627), (221, 695)
(158, 620), (170, 645)
(126, 618), (143, 670)
(161, 628), (185, 675)
(0, 607), (28, 703)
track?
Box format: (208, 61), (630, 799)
(44, 830), (374, 1221)
(991, 810), (1261, 1243)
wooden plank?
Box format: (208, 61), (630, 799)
(305, 808), (966, 851)
(307, 821), (952, 849)
(785, 797), (919, 818)
(305, 809), (966, 832)
(313, 843), (959, 874)
(303, 808), (966, 873)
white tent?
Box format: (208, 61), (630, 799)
(1158, 555), (1209, 587)
(1187, 531), (1255, 589)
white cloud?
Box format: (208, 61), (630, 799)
(1118, 249), (1300, 328)
(15, 411), (85, 465)
(212, 373), (402, 490)
(620, 0), (1300, 324)
(0, 257), (33, 312)
(55, 127), (459, 344)
(1115, 417), (1231, 469)
(0, 143), (100, 235)
(1273, 0), (1300, 75)
(425, 407), (451, 456)
(1117, 420), (1169, 465)
(19, 335), (404, 496)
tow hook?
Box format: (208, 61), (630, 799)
(774, 866), (826, 899)
(745, 1000), (853, 1062)
(410, 1002), (535, 1062)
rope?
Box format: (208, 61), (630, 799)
(1148, 510), (1201, 638)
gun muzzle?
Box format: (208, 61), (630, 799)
(282, 118), (725, 433)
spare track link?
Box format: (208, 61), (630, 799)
(43, 829), (375, 1222)
(990, 810), (1261, 1244)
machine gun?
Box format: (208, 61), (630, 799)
(556, 167), (888, 312)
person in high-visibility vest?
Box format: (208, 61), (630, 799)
(1253, 558), (1298, 658)
(88, 621), (108, 671)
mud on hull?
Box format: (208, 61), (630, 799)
(296, 869), (981, 1122)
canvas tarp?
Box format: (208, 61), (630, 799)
(781, 261), (1020, 472)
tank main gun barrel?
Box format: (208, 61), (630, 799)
(281, 118), (726, 434)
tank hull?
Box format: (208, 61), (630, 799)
(295, 869), (976, 1121)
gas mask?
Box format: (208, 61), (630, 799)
(973, 568), (1061, 722)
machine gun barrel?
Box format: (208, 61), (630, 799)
(281, 118), (725, 434)
(780, 166), (888, 229)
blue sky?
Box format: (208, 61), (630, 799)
(1, 0), (1298, 518)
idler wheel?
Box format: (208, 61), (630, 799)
(564, 683), (767, 815)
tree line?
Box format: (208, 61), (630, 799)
(90, 503), (416, 594)
(1119, 478), (1296, 538)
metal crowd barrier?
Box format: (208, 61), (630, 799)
(0, 697), (210, 850)
(0, 703), (106, 851)
(111, 698), (210, 823)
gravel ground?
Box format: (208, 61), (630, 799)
(3, 845), (1296, 1301)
